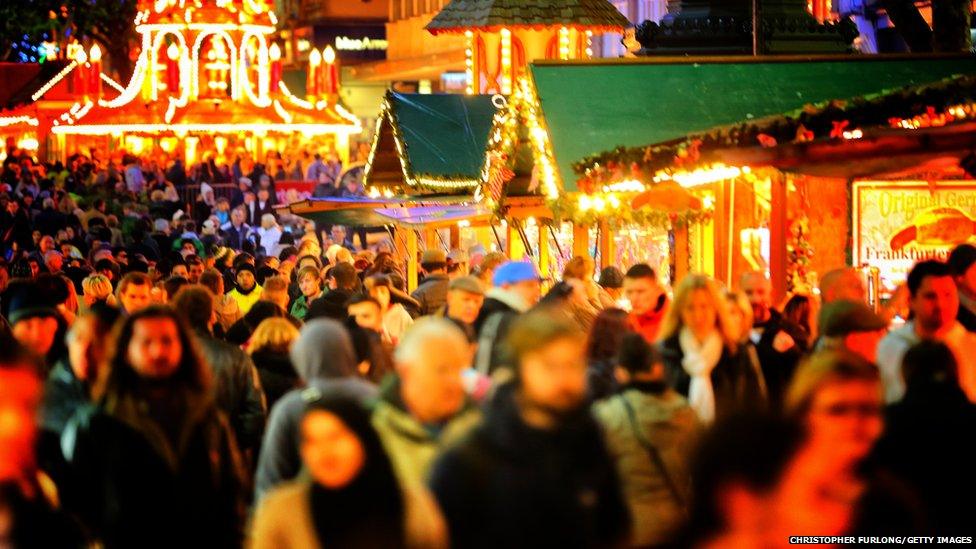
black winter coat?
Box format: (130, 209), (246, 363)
(196, 333), (267, 452)
(249, 349), (299, 412)
(659, 334), (767, 421)
(752, 309), (808, 411)
(306, 288), (353, 322)
(60, 398), (247, 549)
(429, 384), (631, 549)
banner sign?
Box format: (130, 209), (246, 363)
(853, 181), (976, 288)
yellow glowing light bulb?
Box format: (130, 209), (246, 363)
(89, 44), (102, 63)
(167, 43), (180, 60)
(323, 45), (336, 65)
(269, 43), (281, 61)
(309, 48), (321, 66)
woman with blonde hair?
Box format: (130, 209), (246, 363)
(658, 274), (766, 423)
(249, 317), (301, 410)
(82, 273), (117, 309)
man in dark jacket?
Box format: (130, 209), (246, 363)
(948, 243), (976, 332)
(60, 307), (247, 548)
(739, 271), (808, 411)
(429, 312), (631, 549)
(411, 249), (451, 316)
(306, 261), (358, 321)
(171, 286), (267, 458)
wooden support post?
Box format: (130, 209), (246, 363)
(770, 173), (788, 305)
(572, 223), (589, 258)
(714, 180), (731, 286)
(406, 228), (418, 292)
(673, 226), (690, 282)
(598, 221), (615, 269)
(538, 223), (551, 280)
(424, 229), (438, 250)
(474, 226), (492, 250)
(507, 222), (526, 260)
(449, 225), (460, 250)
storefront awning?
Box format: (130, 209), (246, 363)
(529, 55), (976, 191)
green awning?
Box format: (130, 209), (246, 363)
(529, 55), (976, 191)
(366, 92), (500, 193)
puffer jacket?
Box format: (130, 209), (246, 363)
(593, 387), (699, 546)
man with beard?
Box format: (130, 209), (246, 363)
(429, 312), (630, 548)
(739, 271), (808, 411)
(227, 262), (262, 315)
(60, 307), (247, 548)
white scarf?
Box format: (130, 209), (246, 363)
(679, 327), (724, 424)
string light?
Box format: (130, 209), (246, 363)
(500, 28), (512, 95)
(52, 122), (361, 136)
(558, 27), (570, 60)
(653, 164), (747, 188)
(465, 30), (474, 95)
(31, 61), (78, 101)
(0, 116), (39, 127)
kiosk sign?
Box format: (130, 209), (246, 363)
(853, 181), (976, 287)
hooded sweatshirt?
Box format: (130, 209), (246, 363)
(877, 320), (976, 403)
(254, 320), (378, 501)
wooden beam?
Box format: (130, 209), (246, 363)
(770, 173), (788, 304)
(598, 221), (615, 269)
(507, 222), (526, 260)
(449, 225), (460, 249)
(406, 228), (418, 292)
(572, 223), (589, 258)
(538, 223), (551, 279)
(673, 226), (690, 282)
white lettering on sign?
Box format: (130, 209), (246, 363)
(335, 36), (388, 51)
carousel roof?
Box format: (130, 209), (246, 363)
(425, 0), (630, 35)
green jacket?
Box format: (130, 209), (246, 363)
(289, 292), (322, 321)
(593, 388), (699, 547)
(371, 375), (480, 490)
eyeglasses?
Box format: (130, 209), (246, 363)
(813, 402), (883, 418)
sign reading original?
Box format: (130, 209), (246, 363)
(853, 181), (976, 289)
(335, 36), (388, 51)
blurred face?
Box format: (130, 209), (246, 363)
(126, 317), (183, 379)
(331, 227), (346, 243)
(46, 254), (63, 272)
(805, 379), (883, 468)
(67, 316), (106, 382)
(624, 276), (660, 315)
(843, 330), (885, 364)
(399, 338), (467, 423)
(171, 264), (189, 279)
(510, 279), (542, 307)
(957, 263), (976, 298)
(231, 209), (244, 225)
(188, 263), (204, 283)
(682, 289), (718, 337)
(236, 270), (256, 291)
(446, 289), (484, 325)
(299, 274), (321, 298)
(120, 282), (152, 313)
(369, 285), (391, 310)
(725, 299), (746, 341)
(301, 410), (366, 489)
(348, 301), (383, 333)
(0, 367), (42, 481)
(519, 337), (587, 416)
(40, 236), (54, 253)
(12, 316), (59, 356)
(911, 275), (959, 333)
(740, 273), (772, 323)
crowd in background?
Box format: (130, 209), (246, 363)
(1, 145), (975, 547)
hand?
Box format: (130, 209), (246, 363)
(772, 331), (796, 353)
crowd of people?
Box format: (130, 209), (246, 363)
(1, 146), (975, 547)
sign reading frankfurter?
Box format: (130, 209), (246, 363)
(853, 181), (976, 288)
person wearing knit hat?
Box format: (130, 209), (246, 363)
(5, 281), (64, 372)
(816, 299), (889, 363)
(949, 243), (976, 332)
(227, 262), (263, 315)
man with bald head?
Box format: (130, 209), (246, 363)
(739, 271), (809, 410)
(372, 317), (480, 490)
(819, 267), (867, 304)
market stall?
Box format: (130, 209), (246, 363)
(571, 59), (976, 303)
(504, 54), (976, 291)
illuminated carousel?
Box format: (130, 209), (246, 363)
(48, 0), (360, 162)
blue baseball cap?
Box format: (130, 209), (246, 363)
(492, 260), (543, 286)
